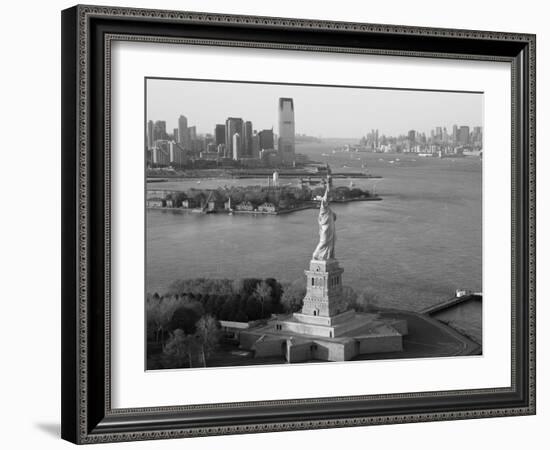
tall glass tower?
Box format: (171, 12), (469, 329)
(278, 98), (295, 164)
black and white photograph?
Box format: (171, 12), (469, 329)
(1, 0), (543, 446)
(145, 78), (484, 370)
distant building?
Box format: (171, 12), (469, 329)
(232, 133), (242, 160)
(257, 202), (277, 213)
(146, 198), (163, 208)
(243, 121), (253, 157)
(206, 190), (225, 212)
(235, 201), (254, 211)
(151, 140), (171, 165)
(260, 149), (281, 166)
(178, 115), (188, 147)
(188, 126), (197, 141)
(458, 126), (470, 145)
(215, 124), (226, 146)
(408, 130), (416, 145)
(225, 117), (243, 160)
(181, 199), (197, 209)
(199, 151), (219, 161)
(169, 141), (188, 165)
(251, 131), (261, 157)
(371, 129), (379, 149)
(435, 126), (443, 141)
(147, 120), (154, 149)
(278, 98), (295, 163)
(452, 124), (459, 144)
(272, 170), (279, 187)
(153, 120), (167, 141)
(258, 128), (274, 150)
(472, 126), (483, 147)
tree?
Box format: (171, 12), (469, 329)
(219, 296), (239, 321)
(253, 281), (273, 317)
(281, 279), (306, 313)
(244, 189), (267, 206)
(241, 278), (262, 296)
(231, 278), (245, 295)
(264, 278), (283, 306)
(279, 190), (297, 206)
(164, 329), (194, 368)
(341, 285), (358, 310)
(350, 187), (367, 198)
(170, 305), (201, 335)
(146, 295), (182, 347)
(195, 315), (221, 367)
(146, 294), (162, 343)
(228, 188), (245, 204)
(244, 296), (262, 319)
(352, 288), (380, 312)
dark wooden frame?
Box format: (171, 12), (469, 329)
(61, 4), (536, 444)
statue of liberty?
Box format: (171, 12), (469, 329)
(312, 176), (336, 261)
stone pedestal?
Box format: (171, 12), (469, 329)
(238, 256), (408, 362)
(301, 259), (347, 317)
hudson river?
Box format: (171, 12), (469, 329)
(146, 142), (482, 312)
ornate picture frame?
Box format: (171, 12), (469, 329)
(61, 5), (535, 444)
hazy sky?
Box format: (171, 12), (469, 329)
(146, 78), (483, 138)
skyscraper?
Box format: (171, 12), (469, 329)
(147, 120), (154, 149)
(251, 131), (261, 158)
(153, 120), (167, 142)
(435, 126), (443, 141)
(258, 129), (274, 150)
(178, 115), (188, 147)
(472, 126), (483, 146)
(232, 133), (242, 161)
(452, 124), (458, 144)
(408, 129), (416, 144)
(215, 124), (226, 146)
(243, 121), (253, 157)
(458, 126), (470, 145)
(278, 98), (295, 163)
(188, 126), (197, 141)
(225, 117), (243, 160)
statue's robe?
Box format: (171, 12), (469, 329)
(312, 198), (336, 261)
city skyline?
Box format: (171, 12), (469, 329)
(146, 78), (483, 138)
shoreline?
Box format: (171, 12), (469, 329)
(146, 172), (382, 182)
(146, 196), (382, 215)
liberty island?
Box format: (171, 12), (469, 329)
(238, 178), (407, 362)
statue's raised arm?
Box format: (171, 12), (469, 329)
(321, 179), (330, 203)
(312, 176), (337, 261)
